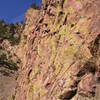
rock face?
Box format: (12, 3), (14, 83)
(15, 0), (100, 100)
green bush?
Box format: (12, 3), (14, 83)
(30, 3), (40, 10)
(0, 19), (24, 45)
(0, 53), (7, 61)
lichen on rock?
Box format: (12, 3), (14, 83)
(15, 0), (100, 100)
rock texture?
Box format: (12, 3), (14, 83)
(15, 0), (100, 100)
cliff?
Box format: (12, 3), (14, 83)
(15, 0), (100, 100)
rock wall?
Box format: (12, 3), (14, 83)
(15, 0), (100, 100)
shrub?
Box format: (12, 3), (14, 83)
(30, 3), (40, 10)
(0, 19), (24, 45)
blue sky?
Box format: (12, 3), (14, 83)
(0, 0), (41, 23)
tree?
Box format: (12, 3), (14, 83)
(30, 3), (40, 10)
(0, 19), (5, 27)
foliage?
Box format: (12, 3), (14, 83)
(0, 19), (23, 71)
(0, 52), (19, 71)
(30, 3), (40, 10)
(0, 19), (24, 45)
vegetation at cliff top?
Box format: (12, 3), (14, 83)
(0, 19), (24, 45)
(30, 3), (40, 10)
(0, 19), (24, 71)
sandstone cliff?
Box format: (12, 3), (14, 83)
(15, 0), (100, 100)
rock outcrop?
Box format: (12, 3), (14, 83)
(15, 0), (100, 100)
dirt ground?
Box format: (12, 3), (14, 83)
(0, 67), (17, 100)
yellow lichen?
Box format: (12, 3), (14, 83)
(54, 3), (62, 31)
(27, 87), (32, 100)
(29, 66), (39, 80)
(63, 0), (68, 10)
(55, 64), (61, 75)
(32, 83), (38, 94)
(37, 45), (41, 56)
(8, 95), (15, 100)
(27, 91), (33, 100)
(34, 65), (39, 74)
(59, 25), (69, 43)
(49, 36), (57, 66)
(68, 6), (74, 14)
(64, 0), (68, 4)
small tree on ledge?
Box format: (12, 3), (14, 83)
(30, 3), (40, 10)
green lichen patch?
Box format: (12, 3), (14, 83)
(55, 64), (61, 75)
(49, 36), (57, 66)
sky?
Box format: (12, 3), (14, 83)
(0, 0), (42, 23)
